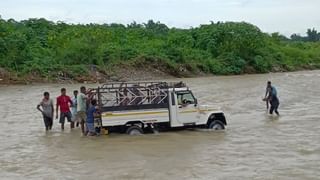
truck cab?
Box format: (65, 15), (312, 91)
(169, 87), (226, 128)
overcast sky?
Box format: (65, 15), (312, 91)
(1, 0), (319, 36)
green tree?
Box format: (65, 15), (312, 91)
(306, 28), (319, 42)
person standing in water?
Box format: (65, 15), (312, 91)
(71, 90), (79, 127)
(56, 88), (73, 130)
(76, 86), (88, 135)
(267, 89), (280, 116)
(76, 86), (95, 135)
(86, 99), (98, 136)
(37, 92), (54, 131)
(264, 81), (279, 115)
(264, 81), (277, 109)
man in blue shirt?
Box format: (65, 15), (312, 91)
(86, 99), (98, 136)
(264, 81), (280, 115)
(265, 81), (277, 109)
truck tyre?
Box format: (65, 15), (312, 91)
(208, 120), (225, 130)
(126, 125), (143, 135)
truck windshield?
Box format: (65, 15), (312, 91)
(176, 91), (195, 105)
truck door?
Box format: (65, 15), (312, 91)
(175, 91), (199, 124)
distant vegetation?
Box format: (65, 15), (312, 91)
(0, 17), (320, 80)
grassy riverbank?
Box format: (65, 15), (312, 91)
(1, 18), (320, 83)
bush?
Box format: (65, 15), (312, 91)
(0, 17), (319, 79)
(253, 55), (271, 73)
(216, 53), (246, 74)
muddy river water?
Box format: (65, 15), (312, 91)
(0, 70), (320, 180)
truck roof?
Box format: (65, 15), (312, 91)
(169, 87), (189, 91)
(98, 81), (187, 89)
(91, 81), (189, 112)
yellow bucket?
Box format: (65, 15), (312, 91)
(100, 128), (109, 135)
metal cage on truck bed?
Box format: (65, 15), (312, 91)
(92, 81), (187, 112)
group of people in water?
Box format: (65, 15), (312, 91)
(264, 81), (280, 115)
(36, 81), (280, 133)
(36, 86), (99, 136)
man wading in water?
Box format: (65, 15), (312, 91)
(264, 81), (280, 115)
(71, 90), (79, 127)
(264, 81), (277, 109)
(76, 86), (95, 136)
(56, 88), (73, 130)
(37, 92), (54, 131)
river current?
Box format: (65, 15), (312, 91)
(0, 70), (319, 180)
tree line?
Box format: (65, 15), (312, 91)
(290, 28), (320, 42)
(0, 17), (320, 80)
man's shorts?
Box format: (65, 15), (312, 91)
(76, 111), (87, 123)
(59, 112), (72, 124)
(86, 123), (95, 133)
(43, 115), (53, 127)
(71, 111), (77, 122)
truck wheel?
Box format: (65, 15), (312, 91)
(208, 120), (225, 130)
(126, 125), (143, 135)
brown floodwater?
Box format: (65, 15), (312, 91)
(0, 70), (320, 180)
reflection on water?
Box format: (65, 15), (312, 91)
(0, 70), (320, 179)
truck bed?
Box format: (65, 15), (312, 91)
(101, 108), (170, 126)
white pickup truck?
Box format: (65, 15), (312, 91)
(92, 81), (226, 135)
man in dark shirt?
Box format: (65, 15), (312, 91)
(266, 86), (280, 116)
(264, 81), (277, 109)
